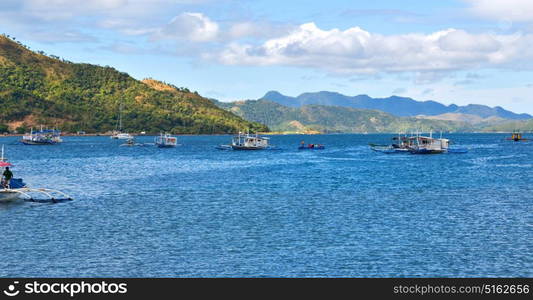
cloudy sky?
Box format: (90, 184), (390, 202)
(2, 0), (533, 113)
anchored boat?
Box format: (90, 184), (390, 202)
(371, 132), (468, 154)
(407, 133), (449, 154)
(21, 127), (62, 145)
(110, 101), (133, 139)
(217, 132), (271, 150)
(298, 141), (325, 150)
(155, 133), (177, 148)
(370, 134), (410, 154)
(111, 132), (134, 140)
(506, 131), (529, 141)
(217, 132), (279, 150)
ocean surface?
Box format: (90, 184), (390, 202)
(0, 134), (531, 277)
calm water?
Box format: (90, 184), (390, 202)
(0, 134), (531, 277)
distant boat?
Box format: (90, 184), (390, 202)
(217, 132), (271, 150)
(120, 138), (138, 147)
(505, 131), (528, 141)
(370, 133), (410, 154)
(298, 141), (325, 150)
(111, 132), (134, 140)
(371, 132), (467, 154)
(111, 101), (132, 139)
(231, 132), (270, 150)
(21, 126), (62, 145)
(155, 133), (177, 148)
(407, 133), (449, 154)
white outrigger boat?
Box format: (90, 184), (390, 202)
(0, 146), (73, 203)
(371, 132), (467, 154)
(155, 133), (177, 148)
(21, 126), (62, 145)
(217, 132), (273, 150)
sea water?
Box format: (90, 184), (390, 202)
(0, 134), (531, 277)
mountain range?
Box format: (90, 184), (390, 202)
(214, 99), (476, 133)
(261, 91), (532, 121)
(0, 35), (266, 134)
(215, 98), (533, 133)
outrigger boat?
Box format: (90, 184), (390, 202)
(217, 132), (274, 150)
(408, 132), (449, 154)
(155, 133), (177, 148)
(371, 132), (467, 154)
(21, 126), (62, 145)
(0, 147), (72, 203)
(298, 141), (325, 150)
(370, 133), (410, 154)
(505, 131), (529, 141)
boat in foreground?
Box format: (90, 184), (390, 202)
(0, 150), (72, 203)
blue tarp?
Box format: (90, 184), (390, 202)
(9, 178), (26, 189)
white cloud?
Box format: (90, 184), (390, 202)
(212, 22), (533, 74)
(161, 12), (219, 42)
(464, 0), (533, 22)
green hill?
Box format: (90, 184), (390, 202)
(0, 35), (267, 134)
(215, 99), (475, 133)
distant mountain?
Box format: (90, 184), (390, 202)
(0, 35), (267, 134)
(481, 119), (533, 132)
(261, 91), (532, 120)
(214, 99), (474, 133)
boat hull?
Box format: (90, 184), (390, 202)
(231, 145), (267, 150)
(409, 148), (446, 154)
(21, 140), (58, 145)
(371, 146), (409, 154)
(298, 146), (325, 150)
(0, 190), (21, 202)
(156, 144), (176, 148)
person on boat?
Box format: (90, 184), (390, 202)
(2, 167), (13, 188)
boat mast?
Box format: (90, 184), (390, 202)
(118, 101), (123, 132)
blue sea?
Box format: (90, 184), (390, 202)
(0, 134), (531, 277)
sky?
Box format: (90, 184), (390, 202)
(1, 0), (533, 114)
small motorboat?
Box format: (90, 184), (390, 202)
(155, 133), (177, 148)
(505, 131), (529, 141)
(298, 142), (325, 150)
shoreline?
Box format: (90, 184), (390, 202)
(0, 131), (520, 138)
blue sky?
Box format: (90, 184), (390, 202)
(1, 0), (533, 114)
